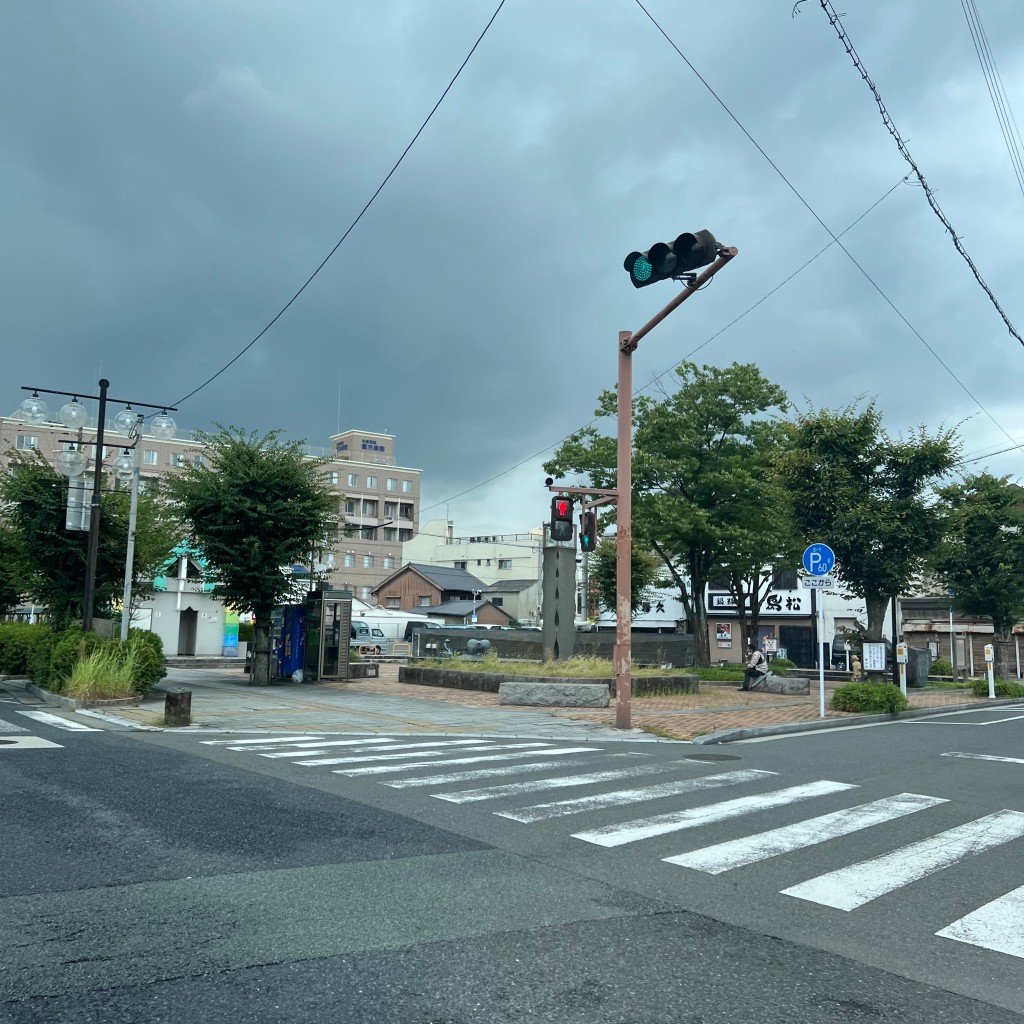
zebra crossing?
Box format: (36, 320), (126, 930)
(203, 733), (1024, 960)
(0, 709), (100, 749)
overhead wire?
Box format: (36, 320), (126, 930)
(815, 0), (1022, 345)
(167, 0), (508, 410)
(632, 0), (1021, 454)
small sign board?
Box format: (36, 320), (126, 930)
(863, 643), (886, 672)
(802, 543), (836, 577)
(800, 576), (835, 589)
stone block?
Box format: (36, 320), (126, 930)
(747, 673), (810, 695)
(498, 681), (610, 708)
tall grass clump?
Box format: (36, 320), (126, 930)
(63, 645), (141, 700)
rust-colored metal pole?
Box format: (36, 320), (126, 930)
(613, 246), (739, 730)
(615, 331), (633, 730)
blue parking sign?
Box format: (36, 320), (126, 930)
(802, 543), (835, 577)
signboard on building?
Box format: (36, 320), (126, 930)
(715, 622), (732, 648)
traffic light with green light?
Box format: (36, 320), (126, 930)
(580, 511), (598, 552)
(624, 229), (719, 288)
(550, 496), (574, 543)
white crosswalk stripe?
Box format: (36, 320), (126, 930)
(235, 737), (402, 753)
(572, 780), (858, 848)
(294, 739), (499, 765)
(937, 883), (1024, 958)
(781, 809), (1024, 910)
(297, 741), (549, 767)
(664, 793), (948, 873)
(432, 760), (682, 803)
(335, 746), (600, 777)
(201, 735), (328, 746)
(382, 758), (599, 789)
(14, 709), (101, 731)
(497, 769), (777, 824)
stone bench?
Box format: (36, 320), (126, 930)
(747, 673), (810, 696)
(498, 681), (610, 708)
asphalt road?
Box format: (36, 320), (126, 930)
(2, 700), (1023, 1023)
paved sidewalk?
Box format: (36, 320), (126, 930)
(83, 664), (1014, 743)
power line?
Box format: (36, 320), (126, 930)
(632, 0), (1020, 452)
(961, 0), (1024, 200)
(169, 0), (508, 409)
(816, 0), (1022, 345)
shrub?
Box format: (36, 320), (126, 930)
(64, 646), (138, 700)
(125, 628), (165, 695)
(769, 657), (796, 674)
(831, 682), (909, 714)
(0, 623), (52, 675)
(48, 628), (106, 692)
(971, 678), (1024, 698)
(930, 658), (954, 676)
(26, 628), (56, 687)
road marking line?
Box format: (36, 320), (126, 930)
(499, 769), (776, 824)
(336, 747), (599, 777)
(202, 736), (328, 745)
(572, 780), (856, 848)
(310, 742), (549, 767)
(14, 709), (101, 731)
(237, 738), (406, 753)
(665, 793), (948, 874)
(0, 735), (64, 750)
(294, 740), (510, 765)
(979, 714), (1024, 725)
(383, 758), (597, 789)
(941, 751), (1024, 765)
(434, 761), (682, 804)
(937, 883), (1024, 959)
(782, 810), (1024, 910)
(0, 718), (29, 735)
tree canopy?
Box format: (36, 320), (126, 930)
(163, 427), (339, 685)
(545, 362), (791, 666)
(775, 402), (960, 640)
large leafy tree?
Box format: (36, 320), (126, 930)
(587, 537), (662, 619)
(0, 524), (23, 614)
(932, 473), (1024, 680)
(163, 427), (338, 685)
(545, 362), (790, 666)
(0, 453), (179, 627)
(775, 402), (960, 641)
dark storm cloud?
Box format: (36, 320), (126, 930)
(3, 1), (1023, 532)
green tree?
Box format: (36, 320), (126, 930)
(546, 362), (790, 667)
(932, 473), (1024, 680)
(0, 524), (23, 614)
(0, 453), (181, 627)
(587, 537), (662, 619)
(163, 427), (339, 685)
(775, 402), (960, 642)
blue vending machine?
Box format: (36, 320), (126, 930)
(275, 604), (306, 680)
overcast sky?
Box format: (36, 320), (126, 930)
(4, 1), (1023, 536)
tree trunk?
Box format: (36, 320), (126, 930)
(251, 612), (273, 687)
(994, 628), (1014, 681)
(691, 592), (711, 668)
(864, 593), (888, 641)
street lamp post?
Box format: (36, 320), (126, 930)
(21, 382), (176, 632)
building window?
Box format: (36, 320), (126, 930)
(343, 554), (355, 568)
(325, 471), (339, 485)
(386, 596), (400, 608)
(454, 561), (467, 570)
(366, 475), (378, 489)
(383, 528), (397, 541)
(386, 478), (397, 491)
(491, 597), (503, 607)
(361, 499), (378, 516)
(345, 499), (357, 515)
(144, 450), (158, 465)
(361, 528), (378, 540)
(498, 559), (512, 570)
(360, 586), (372, 599)
(170, 453), (187, 467)
(193, 454), (207, 469)
(384, 501), (397, 518)
(399, 503), (413, 520)
(347, 473), (359, 487)
(383, 555), (395, 569)
(362, 554), (374, 568)
(418, 596), (431, 607)
(15, 435), (38, 450)
(401, 479), (413, 493)
(772, 568), (799, 590)
(399, 529), (413, 542)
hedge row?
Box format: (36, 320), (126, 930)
(0, 622), (165, 696)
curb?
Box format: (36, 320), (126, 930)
(692, 696), (1024, 744)
(27, 683), (143, 711)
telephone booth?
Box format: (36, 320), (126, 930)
(303, 588), (353, 682)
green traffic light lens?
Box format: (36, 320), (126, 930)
(631, 255), (653, 283)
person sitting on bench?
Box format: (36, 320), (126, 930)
(741, 645), (769, 690)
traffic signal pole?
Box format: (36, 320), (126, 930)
(615, 247), (738, 730)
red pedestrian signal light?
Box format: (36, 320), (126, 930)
(624, 229), (720, 289)
(550, 496), (574, 543)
